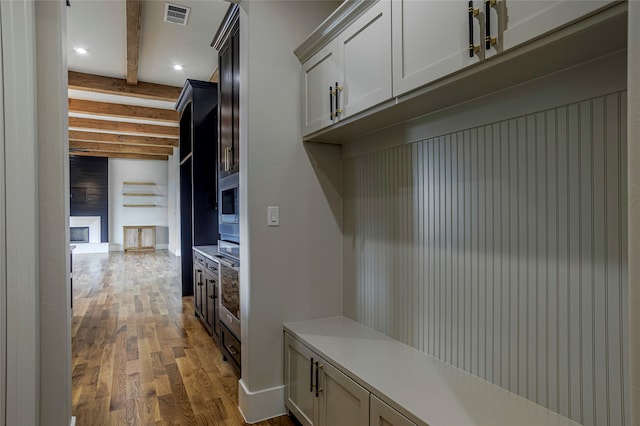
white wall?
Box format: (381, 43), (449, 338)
(168, 147), (181, 256)
(1, 2), (39, 424)
(237, 1), (342, 422)
(343, 53), (629, 426)
(108, 158), (169, 251)
(35, 2), (72, 425)
(627, 3), (640, 425)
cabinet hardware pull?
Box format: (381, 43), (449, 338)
(329, 86), (334, 120)
(315, 363), (323, 397)
(468, 1), (480, 57)
(485, 0), (497, 50)
(335, 82), (343, 118)
(209, 294), (215, 299)
(226, 344), (239, 355)
(310, 357), (315, 392)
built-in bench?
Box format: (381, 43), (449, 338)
(284, 316), (579, 426)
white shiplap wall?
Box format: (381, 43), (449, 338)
(343, 92), (629, 426)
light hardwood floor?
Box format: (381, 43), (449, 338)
(72, 250), (296, 426)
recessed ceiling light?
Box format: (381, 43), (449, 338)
(74, 47), (88, 55)
(173, 64), (183, 71)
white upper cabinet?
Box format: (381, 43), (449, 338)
(392, 0), (481, 97)
(501, 0), (614, 51)
(302, 1), (391, 136)
(302, 40), (339, 137)
(337, 1), (392, 120)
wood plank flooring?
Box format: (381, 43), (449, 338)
(72, 250), (295, 426)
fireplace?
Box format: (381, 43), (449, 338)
(70, 226), (89, 243)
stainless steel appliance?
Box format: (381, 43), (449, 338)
(217, 251), (240, 338)
(218, 173), (239, 243)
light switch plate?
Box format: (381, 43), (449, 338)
(267, 206), (279, 226)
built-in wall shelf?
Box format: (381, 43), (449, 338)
(122, 181), (163, 207)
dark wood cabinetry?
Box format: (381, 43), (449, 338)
(193, 249), (221, 343)
(176, 80), (219, 296)
(213, 5), (239, 178)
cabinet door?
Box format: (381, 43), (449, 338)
(392, 0), (479, 97)
(301, 39), (338, 136)
(139, 227), (155, 249)
(317, 359), (369, 426)
(501, 0), (613, 52)
(284, 333), (318, 426)
(124, 227), (138, 251)
(337, 0), (391, 120)
(370, 394), (417, 426)
(219, 36), (234, 177)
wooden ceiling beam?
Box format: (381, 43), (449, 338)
(69, 117), (179, 138)
(126, 0), (143, 85)
(69, 130), (178, 147)
(69, 140), (173, 156)
(68, 72), (182, 101)
(69, 99), (179, 122)
(70, 151), (168, 161)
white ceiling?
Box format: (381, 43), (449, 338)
(67, 0), (230, 87)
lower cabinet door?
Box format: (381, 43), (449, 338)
(284, 333), (317, 426)
(370, 394), (417, 426)
(317, 359), (369, 426)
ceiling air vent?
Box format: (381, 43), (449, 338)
(164, 3), (190, 26)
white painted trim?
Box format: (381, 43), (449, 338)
(70, 416), (76, 426)
(628, 2), (640, 425)
(0, 6), (6, 424)
(238, 379), (286, 424)
(1, 1), (39, 425)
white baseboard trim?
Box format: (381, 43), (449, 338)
(238, 379), (286, 424)
(156, 244), (169, 250)
(169, 247), (181, 257)
(70, 416), (76, 426)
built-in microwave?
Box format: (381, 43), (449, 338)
(219, 173), (239, 242)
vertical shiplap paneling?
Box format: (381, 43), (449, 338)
(344, 91), (629, 426)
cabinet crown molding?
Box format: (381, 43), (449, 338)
(294, 0), (378, 64)
(211, 4), (239, 50)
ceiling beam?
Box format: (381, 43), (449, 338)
(69, 130), (178, 147)
(70, 151), (168, 161)
(69, 99), (179, 122)
(68, 72), (182, 102)
(69, 140), (173, 156)
(126, 0), (143, 85)
(69, 117), (179, 138)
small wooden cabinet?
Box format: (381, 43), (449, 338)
(123, 226), (156, 251)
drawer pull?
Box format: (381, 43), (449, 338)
(310, 357), (314, 392)
(226, 344), (239, 355)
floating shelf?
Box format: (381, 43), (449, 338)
(123, 204), (157, 208)
(122, 182), (162, 207)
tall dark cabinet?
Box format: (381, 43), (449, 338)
(176, 80), (219, 296)
(213, 5), (239, 178)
